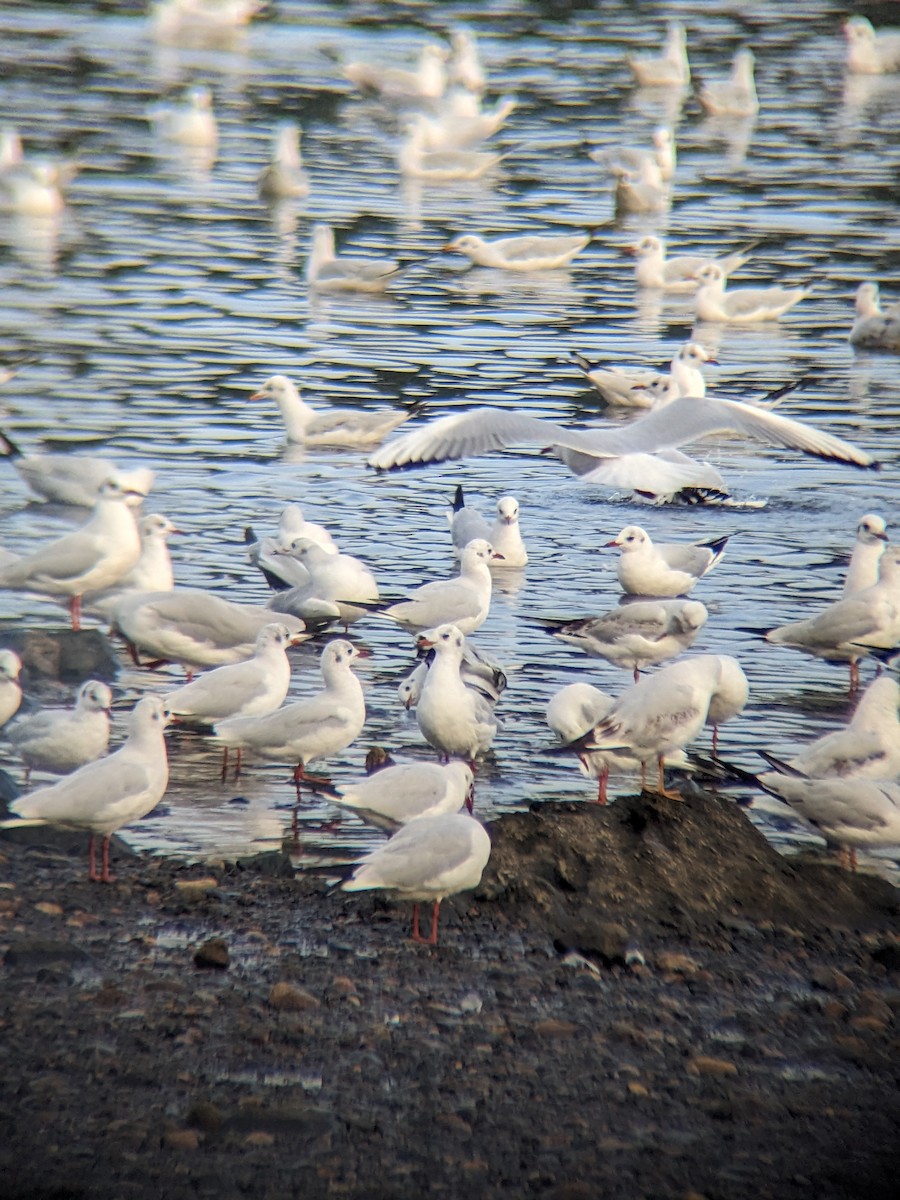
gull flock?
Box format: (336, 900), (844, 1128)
(0, 6), (898, 944)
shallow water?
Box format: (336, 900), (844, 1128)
(0, 0), (898, 875)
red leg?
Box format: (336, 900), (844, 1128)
(639, 760), (647, 791)
(465, 779), (474, 814)
(712, 724), (719, 756)
(850, 846), (858, 873)
(220, 746), (229, 782)
(233, 747), (243, 780)
(69, 594), (82, 632)
(412, 903), (422, 941)
(23, 766), (31, 787)
(428, 899), (440, 946)
(633, 666), (640, 683)
(88, 833), (99, 882)
(100, 835), (114, 883)
(597, 765), (609, 805)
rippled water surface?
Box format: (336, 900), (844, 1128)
(1, 0), (898, 873)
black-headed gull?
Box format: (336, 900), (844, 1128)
(86, 513), (178, 617)
(257, 122), (310, 202)
(165, 623), (301, 726)
(368, 391), (876, 501)
(214, 639), (367, 793)
(607, 524), (728, 597)
(844, 514), (888, 596)
(0, 160), (65, 218)
(152, 0), (264, 40)
(343, 43), (448, 102)
(698, 49), (759, 118)
(305, 223), (401, 293)
(415, 93), (515, 150)
(628, 22), (691, 87)
(372, 539), (498, 635)
(448, 486), (527, 567)
(342, 810), (491, 945)
(694, 263), (811, 322)
(765, 545), (900, 688)
(249, 374), (415, 447)
(612, 157), (669, 216)
(4, 696), (170, 883)
(591, 127), (676, 182)
(399, 119), (503, 182)
(267, 537), (379, 628)
(844, 15), (900, 75)
(849, 282), (900, 353)
(626, 235), (754, 293)
(540, 598), (708, 680)
(246, 504), (338, 592)
(400, 628), (507, 709)
(0, 428), (154, 507)
(415, 624), (498, 763)
(0, 479), (144, 629)
(0, 649), (22, 728)
(571, 341), (713, 406)
(113, 588), (309, 670)
(320, 760), (474, 831)
(449, 29), (486, 92)
(581, 654), (748, 796)
(5, 679), (111, 784)
(148, 85), (218, 149)
(444, 231), (590, 271)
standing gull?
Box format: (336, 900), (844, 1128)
(0, 649), (23, 728)
(319, 760), (474, 831)
(5, 679), (111, 784)
(415, 624), (498, 765)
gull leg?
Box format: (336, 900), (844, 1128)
(220, 746), (229, 782)
(597, 766), (609, 805)
(656, 756), (683, 801)
(233, 747), (243, 781)
(633, 666), (640, 683)
(100, 835), (114, 884)
(412, 903), (422, 942)
(712, 724), (719, 755)
(428, 899), (440, 946)
(68, 594), (82, 632)
(640, 760), (647, 791)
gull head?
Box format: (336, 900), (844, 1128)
(418, 623), (466, 657)
(0, 649), (22, 682)
(678, 342), (716, 367)
(444, 234), (484, 255)
(140, 513), (180, 540)
(605, 525), (650, 553)
(77, 680), (113, 716)
(496, 496), (520, 525)
(694, 262), (725, 286)
(844, 16), (875, 47)
(462, 537), (503, 565)
(856, 513), (888, 545)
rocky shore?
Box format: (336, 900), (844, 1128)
(1, 789), (899, 1200)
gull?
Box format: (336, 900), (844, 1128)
(266, 537), (379, 627)
(444, 231), (590, 271)
(628, 22), (691, 88)
(400, 628), (507, 709)
(245, 504), (338, 591)
(398, 119), (503, 182)
(844, 16), (900, 75)
(698, 49), (759, 118)
(342, 811), (491, 945)
(148, 85), (219, 149)
(368, 389), (876, 502)
(0, 649), (22, 728)
(762, 676), (900, 784)
(765, 545), (900, 688)
(449, 29), (486, 92)
(415, 624), (498, 763)
(591, 127), (676, 182)
(754, 762), (900, 872)
(694, 263), (812, 323)
(580, 654), (749, 797)
(214, 640), (367, 794)
(0, 160), (65, 218)
(415, 93), (516, 150)
(0, 126), (23, 171)
(0, 479), (144, 629)
(0, 429), (154, 507)
(849, 282), (900, 353)
(447, 486), (528, 567)
(343, 43), (449, 103)
(571, 341), (713, 407)
(151, 0), (264, 40)
(5, 679), (111, 784)
(607, 524), (728, 597)
(369, 540), (498, 635)
(305, 223), (401, 293)
(165, 623), (302, 731)
(612, 157), (668, 216)
(540, 598), (708, 680)
(85, 513), (178, 617)
(4, 696), (170, 883)
(844, 514), (888, 596)
(249, 374), (415, 447)
(319, 760), (474, 832)
(257, 122), (309, 202)
(112, 588), (309, 670)
(626, 235), (754, 293)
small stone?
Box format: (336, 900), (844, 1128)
(328, 976), (357, 996)
(268, 982), (320, 1012)
(175, 877), (219, 895)
(849, 1015), (889, 1035)
(34, 902), (64, 917)
(244, 1131), (275, 1147)
(627, 1081), (650, 1097)
(532, 1019), (579, 1038)
(193, 938), (229, 970)
(657, 951), (701, 974)
(810, 967), (854, 993)
(686, 1056), (738, 1078)
(164, 1129), (201, 1151)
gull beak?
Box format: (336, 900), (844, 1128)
(491, 551), (505, 561)
(288, 633), (307, 646)
(442, 241), (458, 252)
(622, 243), (638, 255)
(125, 488), (147, 499)
(248, 389), (265, 401)
(354, 647), (373, 659)
(876, 531), (890, 542)
(403, 693), (414, 711)
(603, 538), (621, 548)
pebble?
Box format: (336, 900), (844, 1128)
(193, 938), (229, 970)
(174, 878), (220, 895)
(810, 966), (854, 992)
(657, 951), (701, 974)
(686, 1056), (738, 1077)
(163, 1129), (201, 1151)
(268, 982), (321, 1012)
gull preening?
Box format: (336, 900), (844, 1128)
(849, 282), (900, 353)
(444, 231), (590, 272)
(694, 263), (812, 323)
(320, 760), (474, 831)
(698, 49), (759, 118)
(257, 122), (310, 202)
(0, 479), (144, 629)
(843, 15), (900, 75)
(249, 374), (414, 447)
(5, 679), (111, 784)
(4, 696), (170, 883)
(541, 598), (708, 680)
(342, 811), (491, 945)
(368, 390), (876, 502)
(0, 429), (154, 507)
(448, 487), (527, 567)
(627, 235), (754, 293)
(628, 22), (691, 88)
(400, 629), (507, 710)
(415, 623), (498, 764)
(607, 525), (728, 597)
(246, 504), (338, 591)
(571, 341), (713, 406)
(844, 514), (888, 595)
(0, 649), (23, 728)
(305, 223), (401, 293)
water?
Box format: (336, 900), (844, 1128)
(0, 0), (898, 875)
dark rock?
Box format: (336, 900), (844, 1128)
(871, 942), (900, 972)
(4, 629), (120, 684)
(193, 938), (229, 970)
(4, 938), (93, 968)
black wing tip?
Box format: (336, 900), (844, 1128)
(452, 484), (465, 510)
